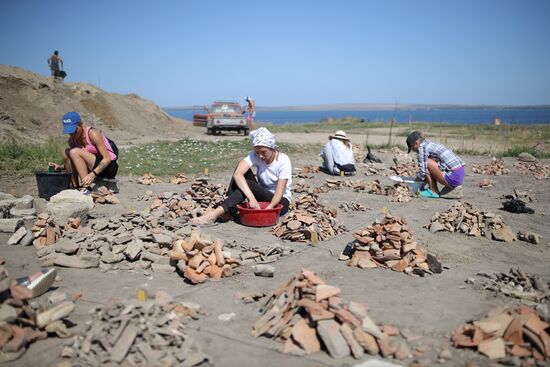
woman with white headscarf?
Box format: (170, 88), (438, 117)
(190, 128), (292, 225)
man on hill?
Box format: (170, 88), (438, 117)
(47, 50), (64, 81)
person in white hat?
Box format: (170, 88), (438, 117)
(320, 130), (356, 175)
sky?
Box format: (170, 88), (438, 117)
(1, 0), (549, 107)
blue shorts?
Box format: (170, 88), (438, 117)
(445, 166), (465, 187)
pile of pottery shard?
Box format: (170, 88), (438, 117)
(295, 165), (319, 178)
(476, 268), (549, 304)
(272, 193), (346, 242)
(452, 306), (550, 362)
(479, 179), (497, 188)
(388, 162), (417, 177)
(171, 230), (241, 284)
(185, 177), (226, 211)
(345, 214), (442, 276)
(0, 263), (77, 362)
(137, 173), (162, 185)
(313, 178), (358, 193)
(149, 178), (227, 219)
(252, 269), (415, 360)
(91, 186), (119, 204)
(352, 179), (384, 194)
(384, 183), (412, 202)
(169, 173), (188, 184)
(35, 211), (189, 272)
(514, 160), (550, 180)
(472, 157), (509, 175)
(31, 214), (81, 248)
(224, 240), (295, 265)
(353, 180), (412, 202)
(293, 180), (312, 194)
(61, 294), (209, 366)
(364, 164), (386, 176)
(425, 201), (517, 243)
(339, 201), (369, 213)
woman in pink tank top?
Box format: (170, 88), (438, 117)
(50, 112), (118, 192)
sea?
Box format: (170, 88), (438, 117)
(166, 107), (550, 125)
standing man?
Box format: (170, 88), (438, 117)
(47, 50), (63, 81)
(244, 96), (256, 129)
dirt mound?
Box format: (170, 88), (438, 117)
(0, 65), (193, 145)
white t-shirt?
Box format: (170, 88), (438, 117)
(243, 151), (292, 202)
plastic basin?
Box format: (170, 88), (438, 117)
(35, 171), (71, 200)
(237, 202), (283, 227)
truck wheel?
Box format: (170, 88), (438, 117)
(207, 128), (212, 135)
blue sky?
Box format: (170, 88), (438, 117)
(1, 0), (549, 107)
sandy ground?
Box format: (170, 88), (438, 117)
(1, 148), (549, 366)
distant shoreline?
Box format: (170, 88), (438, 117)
(164, 103), (550, 111)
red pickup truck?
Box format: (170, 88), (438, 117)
(193, 101), (250, 135)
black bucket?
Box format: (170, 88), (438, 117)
(35, 171), (71, 200)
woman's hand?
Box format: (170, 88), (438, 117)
(48, 162), (60, 171)
(81, 173), (95, 187)
(248, 198), (261, 210)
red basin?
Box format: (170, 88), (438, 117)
(237, 202), (283, 227)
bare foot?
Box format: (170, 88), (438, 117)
(189, 207), (224, 226)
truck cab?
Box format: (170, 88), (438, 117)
(193, 101), (250, 135)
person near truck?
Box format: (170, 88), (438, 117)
(48, 112), (118, 194)
(406, 131), (465, 198)
(244, 96), (256, 128)
(47, 50), (63, 80)
(320, 130), (356, 175)
(190, 127), (292, 225)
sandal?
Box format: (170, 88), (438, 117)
(420, 189), (440, 199)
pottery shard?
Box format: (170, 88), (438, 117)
(124, 240), (144, 261)
(152, 232), (173, 246)
(54, 254), (99, 268)
(315, 284), (341, 302)
(214, 240), (225, 267)
(36, 301), (76, 328)
(477, 337), (506, 359)
(316, 319), (351, 359)
(340, 323), (364, 359)
(391, 259), (409, 273)
(353, 328), (380, 355)
(287, 220), (302, 230)
(362, 315), (383, 339)
(429, 221), (445, 233)
(7, 226), (27, 245)
(378, 336), (398, 357)
(335, 309), (361, 328)
(53, 238), (80, 255)
(302, 269), (325, 285)
(291, 319), (321, 355)
(184, 267), (207, 284)
(491, 225), (516, 243)
(111, 325), (139, 363)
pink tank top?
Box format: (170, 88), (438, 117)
(85, 127), (117, 160)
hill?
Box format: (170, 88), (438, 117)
(0, 65), (192, 145)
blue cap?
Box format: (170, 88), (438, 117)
(62, 112), (81, 134)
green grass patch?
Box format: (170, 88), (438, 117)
(499, 145), (550, 159)
(119, 138), (318, 176)
(0, 139), (65, 174)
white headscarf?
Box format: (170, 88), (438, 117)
(249, 127), (276, 149)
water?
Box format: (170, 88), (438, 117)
(166, 107), (550, 125)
